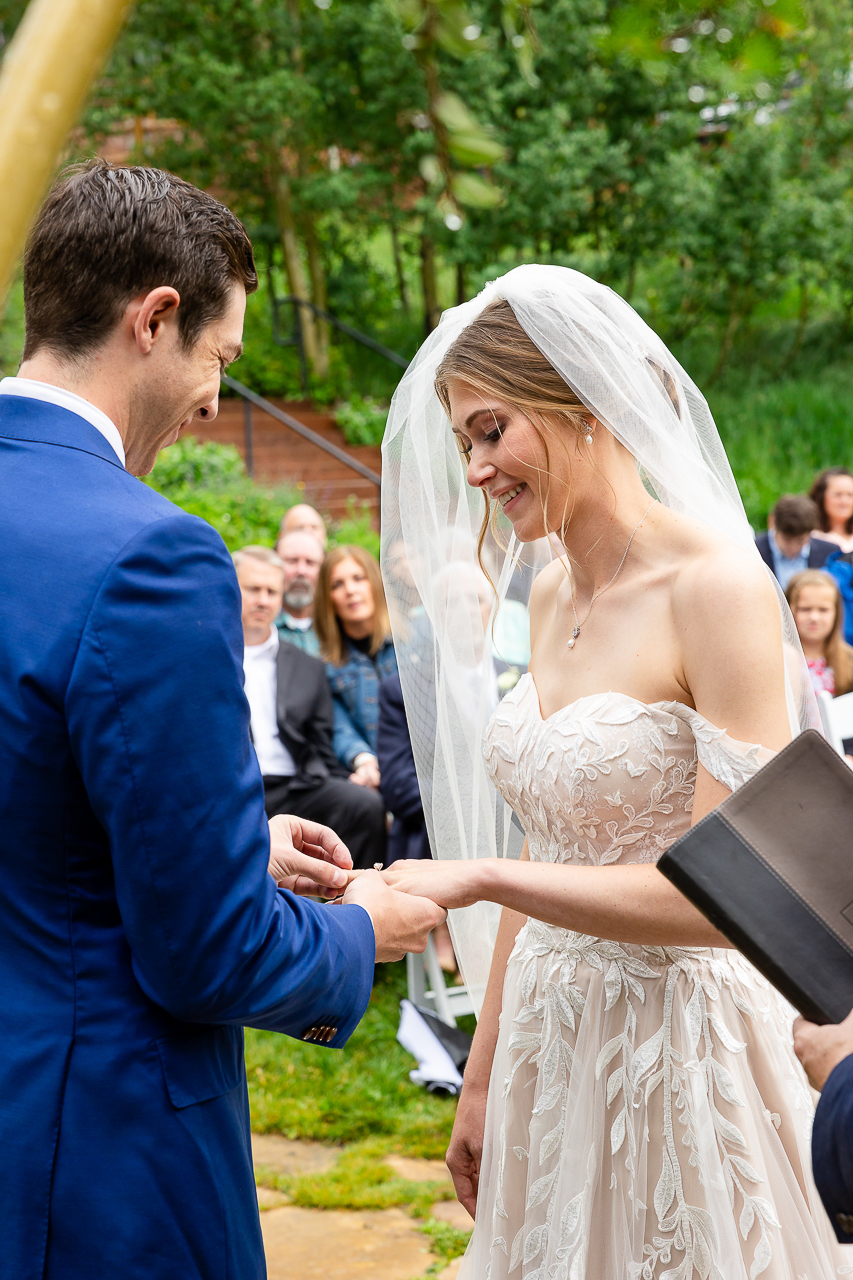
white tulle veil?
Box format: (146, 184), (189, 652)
(380, 264), (816, 1016)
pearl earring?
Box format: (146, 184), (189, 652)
(585, 430), (594, 445)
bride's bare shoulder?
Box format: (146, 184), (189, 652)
(670, 525), (779, 636)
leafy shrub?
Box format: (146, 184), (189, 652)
(334, 395), (388, 447)
(146, 437), (381, 556)
(146, 435), (246, 492)
(145, 437), (302, 551)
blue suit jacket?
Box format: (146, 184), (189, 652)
(0, 396), (375, 1280)
(813, 1052), (853, 1242)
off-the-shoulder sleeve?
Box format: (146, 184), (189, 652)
(664, 703), (776, 793)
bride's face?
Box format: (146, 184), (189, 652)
(448, 380), (588, 542)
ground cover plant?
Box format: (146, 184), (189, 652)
(246, 962), (457, 1156)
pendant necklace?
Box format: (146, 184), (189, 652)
(567, 501), (655, 649)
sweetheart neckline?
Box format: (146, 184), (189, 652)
(518, 671), (700, 728)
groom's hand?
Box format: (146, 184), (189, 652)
(338, 870), (446, 962)
(267, 814), (352, 897)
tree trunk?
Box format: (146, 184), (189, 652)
(301, 214), (329, 378)
(421, 234), (440, 334)
(788, 277), (810, 367)
(391, 220), (409, 314)
(273, 168), (320, 373)
(709, 297), (742, 385)
(456, 261), (466, 307)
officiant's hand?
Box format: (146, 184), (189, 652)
(267, 814), (352, 896)
(793, 1008), (853, 1091)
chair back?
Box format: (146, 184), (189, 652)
(817, 689), (853, 755)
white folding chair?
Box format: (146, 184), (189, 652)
(406, 934), (475, 1027)
(817, 689), (853, 756)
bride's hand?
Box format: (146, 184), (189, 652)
(447, 1083), (487, 1219)
(380, 858), (490, 911)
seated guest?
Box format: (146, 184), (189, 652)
(377, 673), (430, 864)
(810, 468), (853, 553)
(377, 670), (459, 971)
(756, 495), (836, 588)
(234, 545), (386, 869)
(794, 1010), (853, 1243)
(274, 529), (324, 656)
(279, 502), (327, 548)
(785, 570), (853, 697)
(314, 545), (397, 789)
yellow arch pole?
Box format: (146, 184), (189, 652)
(0, 0), (132, 302)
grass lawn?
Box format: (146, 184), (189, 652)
(246, 961), (458, 1159)
(248, 962), (473, 1269)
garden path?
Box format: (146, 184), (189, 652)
(252, 1134), (468, 1280)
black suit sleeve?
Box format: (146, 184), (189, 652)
(376, 675), (424, 822)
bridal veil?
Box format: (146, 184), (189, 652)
(380, 264), (815, 1011)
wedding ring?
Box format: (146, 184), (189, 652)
(373, 862), (383, 871)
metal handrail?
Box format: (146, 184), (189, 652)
(221, 373), (382, 490)
(275, 294), (410, 369)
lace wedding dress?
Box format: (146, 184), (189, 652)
(458, 673), (853, 1280)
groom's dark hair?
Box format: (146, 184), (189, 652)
(22, 159), (257, 362)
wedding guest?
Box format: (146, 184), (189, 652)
(279, 502), (327, 548)
(810, 468), (853, 553)
(785, 570), (853, 697)
(377, 670), (458, 972)
(274, 529), (324, 656)
(235, 546), (386, 868)
(756, 494), (836, 588)
(794, 1010), (853, 1242)
(314, 545), (397, 788)
(377, 672), (430, 864)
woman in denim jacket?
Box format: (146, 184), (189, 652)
(314, 545), (398, 790)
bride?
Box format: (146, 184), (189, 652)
(378, 266), (853, 1278)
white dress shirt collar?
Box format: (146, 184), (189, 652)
(0, 376), (126, 467)
(245, 626), (280, 659)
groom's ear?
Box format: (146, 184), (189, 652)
(128, 287), (182, 356)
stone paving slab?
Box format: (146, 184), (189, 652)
(384, 1154), (453, 1183)
(430, 1200), (474, 1230)
(261, 1205), (433, 1279)
(252, 1133), (337, 1178)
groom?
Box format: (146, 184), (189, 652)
(0, 160), (443, 1280)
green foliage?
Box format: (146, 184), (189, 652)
(261, 1137), (454, 1216)
(0, 274), (24, 376)
(334, 395), (389, 447)
(246, 962), (457, 1157)
(330, 499), (383, 560)
(711, 368), (853, 527)
(419, 1216), (474, 1268)
(144, 436), (302, 551)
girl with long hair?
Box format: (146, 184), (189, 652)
(786, 568), (853, 697)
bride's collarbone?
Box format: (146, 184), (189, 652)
(529, 618), (689, 719)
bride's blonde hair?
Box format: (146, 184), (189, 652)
(434, 300), (590, 559)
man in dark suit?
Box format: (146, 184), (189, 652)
(235, 545), (386, 869)
(0, 160), (442, 1280)
(755, 494), (836, 588)
(794, 1009), (853, 1241)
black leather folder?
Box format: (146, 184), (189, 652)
(658, 728), (853, 1025)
